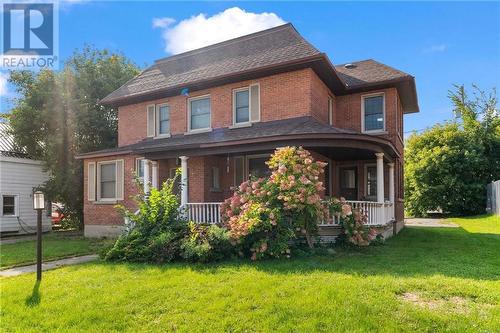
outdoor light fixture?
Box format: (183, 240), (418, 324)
(33, 190), (45, 281)
(33, 191), (45, 210)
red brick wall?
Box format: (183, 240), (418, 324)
(83, 154), (141, 226)
(98, 68), (410, 227)
(309, 72), (332, 124)
(335, 87), (403, 155)
(117, 69), (331, 147)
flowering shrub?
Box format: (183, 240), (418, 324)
(222, 146), (328, 259)
(325, 197), (377, 246)
(180, 222), (232, 262)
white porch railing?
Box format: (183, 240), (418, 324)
(320, 201), (393, 226)
(186, 202), (222, 224)
(185, 200), (393, 226)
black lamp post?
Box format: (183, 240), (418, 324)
(33, 191), (45, 281)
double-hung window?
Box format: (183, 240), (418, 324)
(2, 195), (17, 216)
(189, 96), (211, 131)
(362, 94), (385, 132)
(100, 163), (116, 200)
(90, 160), (124, 202)
(234, 88), (250, 124)
(211, 167), (220, 190)
(232, 84), (260, 126)
(136, 158), (145, 178)
(157, 104), (170, 136)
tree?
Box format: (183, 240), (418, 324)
(5, 46), (140, 228)
(405, 85), (499, 217)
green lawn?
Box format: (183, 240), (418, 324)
(0, 233), (112, 269)
(1, 215), (499, 332)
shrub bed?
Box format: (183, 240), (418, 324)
(104, 147), (378, 263)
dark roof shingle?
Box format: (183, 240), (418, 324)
(77, 116), (355, 158)
(101, 23), (418, 113)
(102, 24), (320, 104)
(335, 59), (411, 88)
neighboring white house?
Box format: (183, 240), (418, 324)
(0, 122), (50, 234)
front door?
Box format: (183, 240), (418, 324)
(340, 167), (357, 200)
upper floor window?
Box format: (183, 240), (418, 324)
(157, 104), (170, 135)
(362, 94), (385, 132)
(189, 96), (211, 131)
(234, 88), (250, 124)
(232, 83), (260, 126)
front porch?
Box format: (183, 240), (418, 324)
(138, 145), (402, 228)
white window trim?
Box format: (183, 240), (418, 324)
(146, 104), (156, 138)
(364, 163), (377, 201)
(361, 92), (386, 134)
(155, 103), (171, 138)
(232, 86), (251, 126)
(187, 94), (212, 133)
(1, 194), (19, 217)
(96, 160), (123, 202)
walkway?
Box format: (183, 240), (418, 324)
(0, 255), (99, 277)
(405, 218), (459, 228)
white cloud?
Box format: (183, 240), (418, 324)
(154, 7), (286, 55)
(0, 72), (8, 97)
(152, 17), (176, 29)
(422, 44), (448, 54)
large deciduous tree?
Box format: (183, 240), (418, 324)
(5, 47), (140, 228)
(405, 85), (499, 217)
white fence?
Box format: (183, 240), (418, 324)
(186, 200), (393, 226)
(486, 180), (500, 215)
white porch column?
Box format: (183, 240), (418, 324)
(180, 156), (189, 208)
(151, 161), (158, 189)
(375, 153), (385, 203)
(388, 162), (395, 220)
(143, 159), (151, 194)
(375, 152), (385, 224)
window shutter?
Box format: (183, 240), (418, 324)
(88, 162), (96, 201)
(116, 160), (124, 200)
(249, 84), (260, 122)
(147, 105), (156, 137)
(328, 97), (334, 125)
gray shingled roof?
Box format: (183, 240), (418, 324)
(335, 59), (410, 88)
(77, 116), (356, 158)
(0, 122), (28, 158)
(101, 23), (320, 104)
(101, 23), (418, 113)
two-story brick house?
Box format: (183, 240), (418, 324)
(77, 23), (418, 238)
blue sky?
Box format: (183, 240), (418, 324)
(1, 1), (499, 135)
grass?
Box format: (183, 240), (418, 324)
(0, 233), (112, 269)
(1, 215), (499, 332)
